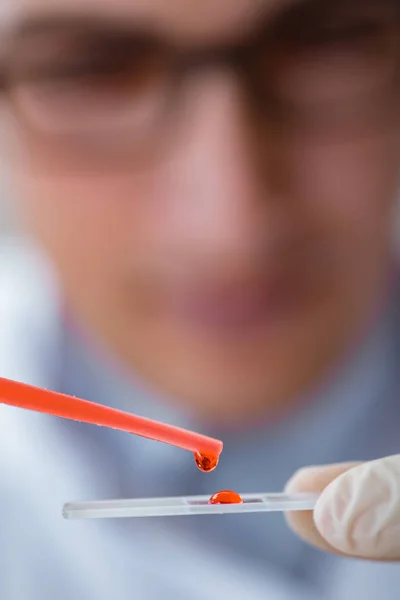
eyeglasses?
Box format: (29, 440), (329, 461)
(1, 0), (400, 167)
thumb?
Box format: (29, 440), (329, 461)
(285, 456), (400, 561)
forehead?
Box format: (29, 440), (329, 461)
(2, 0), (301, 43)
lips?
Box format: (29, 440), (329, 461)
(165, 281), (295, 334)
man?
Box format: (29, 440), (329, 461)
(1, 0), (400, 597)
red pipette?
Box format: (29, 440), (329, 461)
(0, 377), (223, 469)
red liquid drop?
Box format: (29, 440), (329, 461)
(209, 490), (243, 505)
(194, 451), (219, 472)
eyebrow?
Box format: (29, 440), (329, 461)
(8, 13), (152, 38)
(0, 12), (172, 72)
(4, 0), (398, 50)
(2, 0), (308, 42)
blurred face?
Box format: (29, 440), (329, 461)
(2, 0), (400, 421)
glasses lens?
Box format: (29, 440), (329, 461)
(251, 0), (400, 137)
(7, 28), (176, 158)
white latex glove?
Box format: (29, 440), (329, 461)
(285, 455), (400, 561)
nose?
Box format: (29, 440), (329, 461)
(166, 69), (286, 273)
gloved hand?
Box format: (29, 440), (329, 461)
(285, 455), (400, 561)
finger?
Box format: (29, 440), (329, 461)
(284, 462), (360, 556)
(312, 455), (400, 561)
